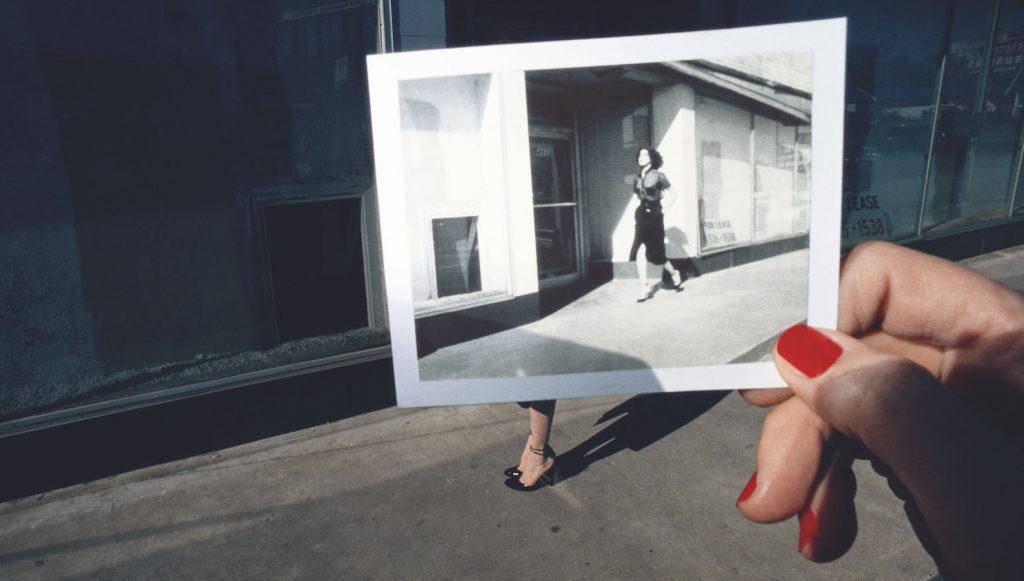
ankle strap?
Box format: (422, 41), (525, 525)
(528, 444), (555, 459)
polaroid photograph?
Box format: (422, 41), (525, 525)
(368, 18), (846, 407)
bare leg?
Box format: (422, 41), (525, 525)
(663, 260), (682, 288)
(636, 254), (649, 300)
(517, 401), (556, 486)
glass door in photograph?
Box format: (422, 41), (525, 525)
(529, 132), (581, 287)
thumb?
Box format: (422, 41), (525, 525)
(774, 325), (1024, 580)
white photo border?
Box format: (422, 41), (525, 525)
(368, 18), (846, 407)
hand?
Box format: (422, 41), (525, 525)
(736, 241), (1024, 579)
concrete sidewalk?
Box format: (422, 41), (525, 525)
(0, 245), (1021, 579)
(420, 249), (807, 381)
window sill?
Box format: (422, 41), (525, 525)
(414, 290), (512, 318)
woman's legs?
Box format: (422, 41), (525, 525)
(663, 260), (682, 288)
(630, 224), (649, 300)
(635, 254), (650, 300)
(517, 401), (556, 486)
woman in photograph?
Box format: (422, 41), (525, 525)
(629, 146), (683, 302)
(503, 400), (557, 491)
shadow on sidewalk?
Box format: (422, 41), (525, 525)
(556, 390), (729, 482)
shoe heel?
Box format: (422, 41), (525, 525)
(543, 464), (562, 487)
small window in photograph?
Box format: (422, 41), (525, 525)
(432, 216), (481, 298)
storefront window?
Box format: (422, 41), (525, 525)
(697, 97), (754, 251)
(0, 1), (385, 425)
(923, 0), (1011, 234)
(1002, 2), (1024, 222)
(735, 0), (979, 245)
(753, 116), (810, 242)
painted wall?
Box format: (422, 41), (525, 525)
(399, 71), (537, 311)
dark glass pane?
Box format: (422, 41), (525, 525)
(0, 2), (382, 423)
(534, 206), (578, 279)
(736, 1), (957, 244)
(925, 0), (1016, 233)
(432, 217), (482, 298)
(265, 198), (368, 342)
(1003, 2), (1024, 219)
(530, 138), (574, 205)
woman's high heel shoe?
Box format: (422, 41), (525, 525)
(504, 444), (557, 492)
(670, 269), (683, 289)
(502, 444), (555, 479)
(637, 286), (653, 302)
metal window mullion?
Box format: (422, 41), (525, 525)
(377, 0), (395, 53)
(918, 54), (948, 238)
(1007, 109), (1024, 217)
(749, 113), (757, 246)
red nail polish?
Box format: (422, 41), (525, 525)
(777, 324), (843, 378)
(736, 471), (757, 504)
(798, 508), (818, 553)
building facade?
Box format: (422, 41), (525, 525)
(401, 59), (813, 352)
(1, 0), (1022, 433)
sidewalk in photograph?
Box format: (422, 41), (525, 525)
(1, 245), (1021, 579)
(419, 249), (808, 380)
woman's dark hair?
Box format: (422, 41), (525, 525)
(638, 146), (663, 169)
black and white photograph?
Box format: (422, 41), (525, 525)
(369, 19), (846, 406)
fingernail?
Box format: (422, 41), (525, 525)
(798, 507), (818, 553)
(777, 324), (843, 378)
(736, 471), (757, 505)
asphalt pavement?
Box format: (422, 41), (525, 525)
(1, 244), (1021, 580)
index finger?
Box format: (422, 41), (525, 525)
(838, 242), (1024, 369)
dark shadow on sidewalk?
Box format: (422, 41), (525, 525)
(538, 276), (610, 317)
(416, 276), (611, 358)
(555, 390), (729, 482)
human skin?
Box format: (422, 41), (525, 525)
(633, 148), (680, 293)
(513, 401), (556, 487)
(736, 241), (1024, 579)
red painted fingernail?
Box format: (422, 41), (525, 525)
(798, 507), (818, 553)
(736, 471), (757, 505)
(777, 324), (843, 378)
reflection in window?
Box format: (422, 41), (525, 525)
(0, 2), (384, 424)
(923, 0), (1016, 234)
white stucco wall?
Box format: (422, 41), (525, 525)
(399, 71), (536, 309)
